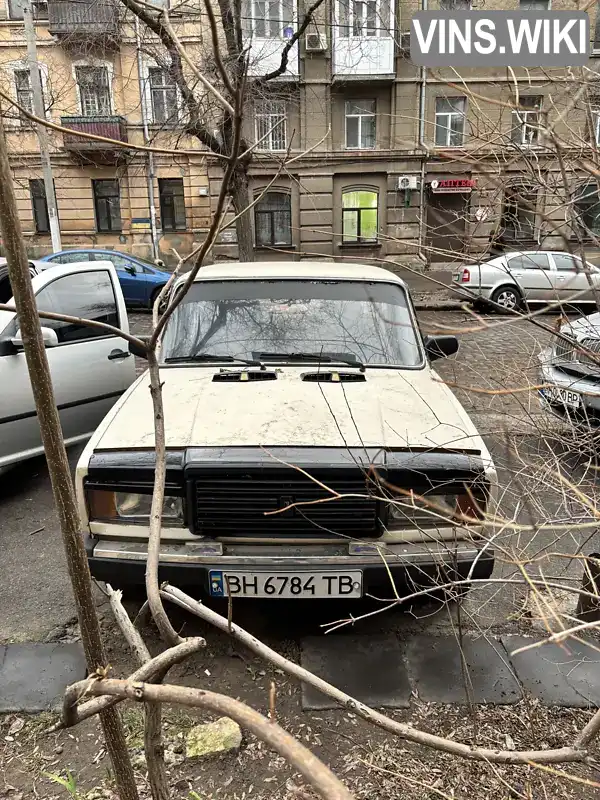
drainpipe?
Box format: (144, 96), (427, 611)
(417, 0), (428, 263)
(134, 16), (159, 261)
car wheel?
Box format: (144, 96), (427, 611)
(149, 287), (166, 312)
(491, 285), (522, 313)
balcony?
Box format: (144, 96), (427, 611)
(332, 0), (395, 77)
(61, 116), (128, 163)
(48, 0), (120, 38)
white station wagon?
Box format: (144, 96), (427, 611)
(76, 262), (497, 601)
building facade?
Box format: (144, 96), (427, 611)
(2, 0), (600, 265)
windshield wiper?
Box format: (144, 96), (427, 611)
(257, 351), (366, 371)
(164, 353), (265, 368)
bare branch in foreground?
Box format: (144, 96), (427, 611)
(64, 678), (355, 800)
(160, 586), (591, 766)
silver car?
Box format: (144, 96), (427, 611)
(452, 251), (600, 313)
(0, 260), (136, 474)
(539, 311), (600, 426)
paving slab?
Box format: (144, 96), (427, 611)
(0, 642), (86, 713)
(300, 634), (410, 710)
(502, 635), (600, 707)
(406, 634), (522, 704)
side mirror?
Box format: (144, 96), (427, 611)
(11, 326), (59, 349)
(424, 334), (459, 362)
(125, 266), (136, 276)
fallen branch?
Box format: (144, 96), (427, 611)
(64, 678), (355, 800)
(160, 586), (588, 765)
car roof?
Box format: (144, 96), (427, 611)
(175, 261), (408, 288)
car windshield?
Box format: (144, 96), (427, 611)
(160, 279), (423, 367)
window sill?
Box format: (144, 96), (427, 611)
(338, 242), (381, 249)
(254, 244), (296, 251)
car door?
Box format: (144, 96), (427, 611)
(0, 262), (135, 471)
(549, 253), (600, 304)
(504, 252), (553, 302)
(103, 254), (147, 307)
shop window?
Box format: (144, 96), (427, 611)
(342, 189), (378, 244)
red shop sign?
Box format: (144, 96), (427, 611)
(429, 178), (476, 194)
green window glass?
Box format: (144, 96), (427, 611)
(342, 190), (378, 243)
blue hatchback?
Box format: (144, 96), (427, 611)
(40, 249), (171, 309)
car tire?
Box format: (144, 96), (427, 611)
(149, 287), (166, 313)
(490, 285), (522, 314)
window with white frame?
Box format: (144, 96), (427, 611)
(149, 67), (178, 124)
(434, 97), (466, 147)
(255, 101), (287, 150)
(14, 69), (34, 124)
(511, 96), (544, 146)
(338, 0), (391, 38)
(7, 0), (48, 19)
(345, 100), (376, 149)
(75, 66), (111, 116)
(250, 0), (294, 38)
(593, 109), (600, 145)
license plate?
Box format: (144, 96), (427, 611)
(540, 386), (581, 409)
(208, 570), (362, 599)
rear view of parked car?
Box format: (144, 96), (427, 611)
(453, 251), (600, 313)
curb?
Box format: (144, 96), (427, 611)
(414, 302), (466, 311)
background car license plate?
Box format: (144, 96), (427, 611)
(540, 386), (581, 409)
(208, 570), (362, 598)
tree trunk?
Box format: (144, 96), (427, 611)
(231, 165), (254, 262)
(0, 111), (139, 800)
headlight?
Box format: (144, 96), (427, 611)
(387, 491), (485, 529)
(87, 489), (184, 525)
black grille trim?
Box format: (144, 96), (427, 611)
(301, 371), (366, 383)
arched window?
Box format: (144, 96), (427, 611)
(573, 183), (600, 237)
(254, 191), (292, 247)
(342, 189), (378, 244)
(501, 184), (537, 240)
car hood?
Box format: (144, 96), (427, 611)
(559, 312), (600, 340)
(93, 366), (485, 452)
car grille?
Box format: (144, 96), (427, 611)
(190, 468), (379, 538)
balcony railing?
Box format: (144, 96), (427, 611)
(48, 0), (120, 37)
(61, 116), (128, 158)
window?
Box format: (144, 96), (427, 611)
(434, 97), (466, 147)
(440, 0), (470, 8)
(254, 192), (292, 247)
(7, 0), (48, 19)
(76, 66), (111, 116)
(574, 183), (600, 236)
(250, 0), (293, 38)
(501, 185), (537, 240)
(507, 253), (550, 271)
(553, 254), (585, 272)
(35, 271), (118, 344)
(255, 101), (287, 151)
(338, 0), (391, 38)
(591, 108), (600, 145)
(50, 251), (95, 264)
(595, 2), (600, 51)
(159, 179), (186, 232)
(30, 179), (50, 234)
(14, 70), (33, 124)
(149, 67), (178, 124)
(511, 96), (543, 146)
(160, 280), (422, 368)
(342, 189), (378, 244)
(93, 180), (122, 233)
(519, 0), (549, 9)
(345, 100), (376, 149)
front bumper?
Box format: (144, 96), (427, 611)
(85, 535), (494, 596)
(539, 359), (600, 426)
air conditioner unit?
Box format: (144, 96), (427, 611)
(397, 175), (418, 191)
(305, 32), (327, 52)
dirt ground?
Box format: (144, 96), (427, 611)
(2, 602), (600, 800)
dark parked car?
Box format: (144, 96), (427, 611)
(41, 249), (171, 309)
